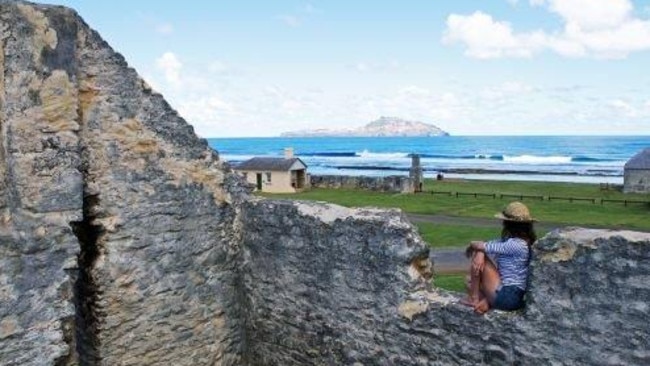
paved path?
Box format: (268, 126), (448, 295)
(429, 248), (469, 274)
(406, 213), (648, 274)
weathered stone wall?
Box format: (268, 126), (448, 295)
(310, 174), (415, 193)
(1, 2), (248, 365)
(73, 10), (247, 365)
(239, 199), (430, 365)
(239, 201), (650, 365)
(624, 169), (650, 193)
(1, 2), (650, 366)
(395, 229), (650, 365)
(0, 3), (83, 365)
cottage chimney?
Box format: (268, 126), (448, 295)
(284, 147), (294, 159)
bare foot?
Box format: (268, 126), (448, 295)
(459, 297), (478, 307)
(474, 299), (490, 314)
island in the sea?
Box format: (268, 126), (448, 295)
(280, 116), (449, 137)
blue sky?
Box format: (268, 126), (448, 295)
(40, 0), (650, 137)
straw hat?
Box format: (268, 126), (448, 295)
(494, 201), (536, 222)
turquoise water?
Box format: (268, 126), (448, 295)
(207, 136), (650, 183)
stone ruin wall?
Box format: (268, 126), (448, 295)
(0, 2), (246, 364)
(0, 2), (649, 365)
(310, 174), (415, 193)
(241, 203), (650, 365)
(624, 169), (650, 193)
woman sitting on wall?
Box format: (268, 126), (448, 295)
(462, 201), (537, 314)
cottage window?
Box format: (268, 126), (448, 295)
(266, 172), (272, 182)
(242, 172), (248, 180)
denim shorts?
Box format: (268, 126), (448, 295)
(492, 285), (525, 311)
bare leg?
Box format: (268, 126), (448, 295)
(460, 275), (479, 306)
(460, 252), (485, 307)
(474, 258), (500, 314)
(461, 252), (501, 313)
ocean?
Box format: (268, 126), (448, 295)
(207, 136), (650, 184)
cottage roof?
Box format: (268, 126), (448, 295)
(625, 148), (650, 170)
(235, 157), (307, 171)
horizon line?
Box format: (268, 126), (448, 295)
(205, 134), (650, 139)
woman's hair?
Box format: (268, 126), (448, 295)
(501, 220), (537, 246)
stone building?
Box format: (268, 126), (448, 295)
(235, 148), (308, 193)
(623, 148), (650, 193)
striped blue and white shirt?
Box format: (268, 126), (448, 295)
(485, 237), (530, 290)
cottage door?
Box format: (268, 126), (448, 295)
(256, 173), (263, 190)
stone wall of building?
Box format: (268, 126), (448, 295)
(624, 169), (650, 193)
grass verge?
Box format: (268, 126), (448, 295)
(415, 222), (500, 248)
(415, 222), (550, 248)
(262, 180), (650, 230)
(434, 273), (465, 293)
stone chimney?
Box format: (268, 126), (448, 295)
(284, 147), (294, 159)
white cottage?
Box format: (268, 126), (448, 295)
(235, 149), (308, 193)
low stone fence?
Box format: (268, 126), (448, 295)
(310, 174), (415, 193)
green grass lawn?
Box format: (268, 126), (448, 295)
(414, 222), (500, 248)
(434, 273), (465, 293)
(421, 179), (635, 199)
(262, 180), (650, 230)
(414, 222), (550, 249)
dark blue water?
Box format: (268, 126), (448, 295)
(208, 136), (650, 183)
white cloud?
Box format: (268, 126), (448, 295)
(444, 0), (650, 59)
(355, 62), (369, 73)
(399, 85), (432, 97)
(443, 12), (546, 59)
(606, 98), (650, 119)
(558, 19), (650, 59)
(546, 0), (631, 30)
(155, 52), (182, 86)
(175, 96), (243, 137)
(153, 52), (229, 93)
(481, 81), (535, 100)
(350, 60), (402, 73)
(137, 14), (175, 36)
(278, 15), (301, 27)
(301, 3), (321, 14)
(145, 52), (648, 137)
(155, 23), (174, 35)
(179, 96), (234, 119)
(277, 3), (322, 28)
(208, 60), (228, 73)
(349, 87), (466, 125)
(608, 99), (637, 117)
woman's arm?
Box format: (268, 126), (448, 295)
(471, 241), (486, 251)
(465, 240), (486, 257)
(485, 238), (528, 256)
(466, 241), (487, 275)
